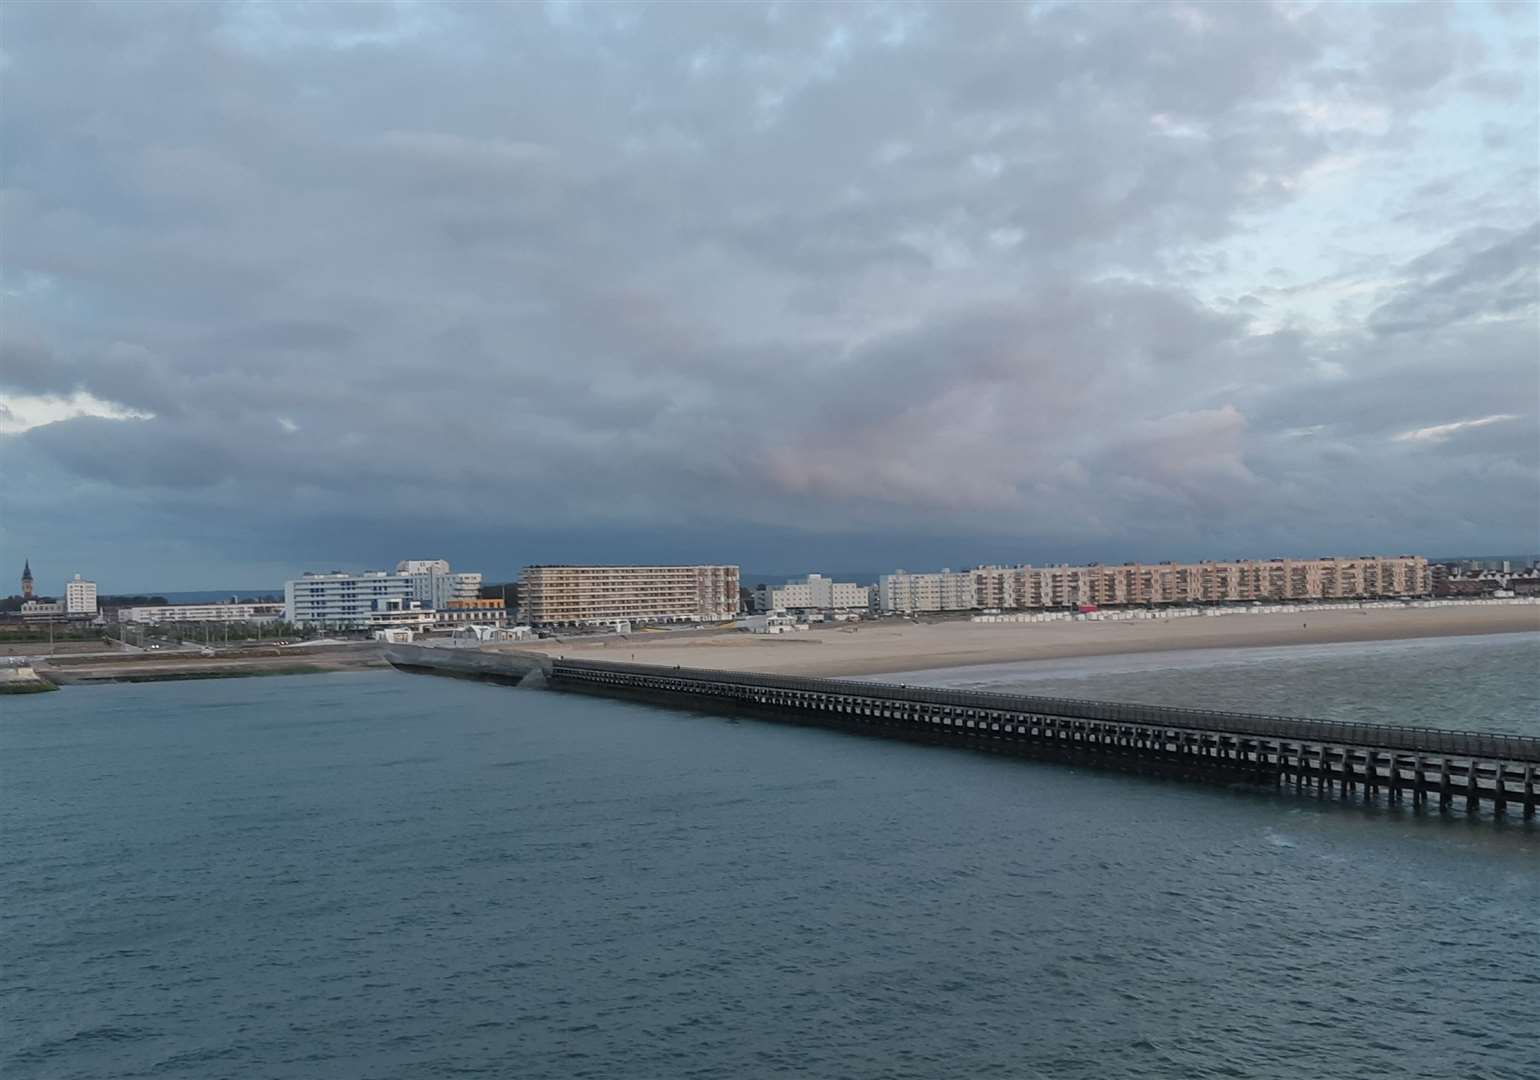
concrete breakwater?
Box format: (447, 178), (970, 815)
(384, 643), (550, 686)
(387, 647), (1540, 818)
(0, 663), (58, 694)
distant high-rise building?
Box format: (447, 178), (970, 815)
(520, 565), (740, 627)
(64, 574), (97, 615)
(21, 559), (33, 599)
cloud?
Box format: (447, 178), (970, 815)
(1369, 223), (1540, 335)
(1393, 414), (1521, 444)
(0, 390), (154, 434)
(0, 1), (1536, 588)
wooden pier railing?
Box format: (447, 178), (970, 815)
(548, 659), (1540, 818)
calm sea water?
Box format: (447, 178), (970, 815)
(3, 634), (1537, 1080)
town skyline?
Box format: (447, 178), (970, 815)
(9, 543), (1539, 601)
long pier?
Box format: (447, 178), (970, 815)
(383, 645), (1540, 818)
(544, 658), (1540, 818)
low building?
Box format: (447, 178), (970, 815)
(20, 600), (65, 621)
(120, 602), (283, 625)
(449, 624), (533, 643)
(1432, 563), (1540, 597)
(520, 564), (740, 627)
(365, 600), (437, 633)
(736, 611), (801, 634)
(434, 598), (509, 627)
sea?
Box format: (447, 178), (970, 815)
(3, 632), (1536, 1079)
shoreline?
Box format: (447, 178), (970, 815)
(517, 605), (1540, 678)
(35, 646), (387, 686)
(15, 606), (1538, 688)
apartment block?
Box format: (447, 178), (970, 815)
(283, 559), (486, 628)
(397, 559), (482, 610)
(284, 571), (415, 628)
(878, 570), (977, 613)
(877, 556), (1430, 613)
(753, 573), (870, 613)
(520, 564), (740, 627)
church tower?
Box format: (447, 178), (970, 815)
(21, 559), (33, 599)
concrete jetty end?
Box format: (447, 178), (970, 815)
(384, 643), (551, 687)
(387, 650), (1540, 820)
(0, 662), (59, 694)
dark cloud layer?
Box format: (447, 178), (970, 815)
(1, 1), (1535, 589)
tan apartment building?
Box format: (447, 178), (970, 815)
(520, 564), (740, 627)
(881, 556), (1430, 613)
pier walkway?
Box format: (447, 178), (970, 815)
(547, 658), (1540, 817)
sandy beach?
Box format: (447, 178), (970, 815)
(517, 605), (1540, 678)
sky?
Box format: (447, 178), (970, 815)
(1, 1), (1537, 592)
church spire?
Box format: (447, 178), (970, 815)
(21, 558), (34, 599)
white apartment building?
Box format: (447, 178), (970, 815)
(64, 574), (98, 615)
(878, 570), (977, 614)
(284, 571), (415, 628)
(120, 602), (283, 625)
(396, 559), (450, 575)
(283, 559), (486, 628)
(520, 564), (740, 627)
(20, 599), (65, 621)
(396, 560), (482, 611)
(877, 556), (1431, 613)
(753, 573), (871, 613)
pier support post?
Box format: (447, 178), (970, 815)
(1466, 760), (1480, 814)
(1439, 759), (1452, 811)
(1493, 764), (1507, 817)
(1525, 765), (1536, 820)
(1413, 756), (1426, 808)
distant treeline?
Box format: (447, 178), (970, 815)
(0, 595), (54, 612)
(0, 625), (102, 642)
